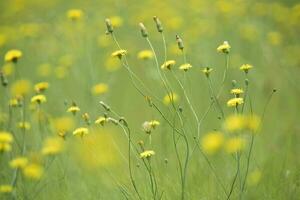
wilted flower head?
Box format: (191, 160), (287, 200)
(217, 41), (230, 53)
(4, 49), (22, 63)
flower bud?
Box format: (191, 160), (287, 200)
(176, 35), (184, 50)
(139, 23), (148, 38)
(153, 16), (163, 33)
(105, 18), (113, 34)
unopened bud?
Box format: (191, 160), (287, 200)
(153, 16), (163, 33)
(105, 18), (113, 34)
(0, 71), (8, 87)
(176, 35), (184, 50)
(232, 80), (237, 87)
(139, 23), (148, 38)
(99, 101), (111, 111)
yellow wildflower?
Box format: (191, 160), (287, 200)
(217, 41), (230, 53)
(179, 63), (192, 72)
(91, 83), (108, 96)
(111, 49), (127, 59)
(0, 131), (13, 152)
(67, 9), (83, 21)
(140, 150), (155, 159)
(53, 117), (75, 138)
(95, 117), (107, 126)
(149, 120), (160, 129)
(161, 60), (176, 70)
(227, 97), (244, 107)
(110, 16), (123, 27)
(34, 82), (49, 93)
(31, 94), (46, 104)
(2, 63), (14, 76)
(4, 49), (22, 63)
(202, 67), (213, 77)
(201, 131), (224, 154)
(163, 93), (179, 105)
(225, 137), (246, 153)
(23, 163), (43, 180)
(0, 185), (13, 193)
(9, 98), (20, 107)
(42, 137), (64, 155)
(246, 115), (261, 133)
(105, 57), (121, 72)
(73, 127), (89, 137)
(240, 64), (253, 73)
(231, 88), (244, 96)
(37, 63), (52, 77)
(9, 157), (28, 169)
(247, 169), (262, 186)
(67, 105), (80, 115)
(137, 50), (153, 60)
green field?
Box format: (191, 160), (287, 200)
(0, 0), (300, 199)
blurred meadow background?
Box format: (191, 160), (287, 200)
(0, 0), (300, 199)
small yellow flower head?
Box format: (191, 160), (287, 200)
(23, 163), (43, 180)
(37, 63), (52, 77)
(67, 9), (83, 21)
(67, 105), (80, 115)
(95, 116), (107, 126)
(223, 115), (245, 132)
(179, 63), (192, 72)
(137, 50), (153, 60)
(2, 63), (14, 77)
(201, 131), (224, 154)
(73, 127), (89, 137)
(0, 131), (13, 143)
(111, 49), (127, 59)
(9, 157), (28, 169)
(91, 83), (108, 96)
(230, 88), (244, 97)
(161, 60), (176, 70)
(217, 41), (231, 54)
(163, 92), (179, 105)
(18, 121), (31, 130)
(9, 98), (21, 107)
(225, 137), (246, 154)
(34, 82), (49, 93)
(31, 94), (47, 104)
(42, 137), (64, 156)
(202, 67), (213, 77)
(53, 117), (75, 138)
(149, 120), (160, 129)
(4, 49), (22, 63)
(140, 150), (155, 159)
(0, 185), (13, 193)
(227, 97), (244, 107)
(240, 64), (253, 74)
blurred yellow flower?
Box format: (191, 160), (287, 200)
(105, 57), (121, 72)
(163, 92), (179, 105)
(23, 163), (43, 180)
(34, 82), (49, 93)
(55, 66), (67, 79)
(18, 121), (31, 130)
(201, 131), (224, 154)
(140, 150), (155, 159)
(9, 157), (28, 169)
(37, 63), (52, 77)
(110, 16), (123, 27)
(217, 41), (230, 53)
(161, 60), (176, 70)
(91, 83), (108, 96)
(42, 137), (64, 155)
(137, 50), (153, 60)
(227, 97), (244, 107)
(73, 127), (89, 137)
(246, 115), (261, 133)
(31, 94), (47, 104)
(10, 79), (31, 96)
(112, 49), (127, 59)
(0, 132), (13, 152)
(0, 34), (7, 47)
(179, 63), (192, 72)
(67, 105), (80, 115)
(223, 115), (245, 132)
(225, 137), (246, 153)
(53, 116), (75, 138)
(230, 88), (244, 97)
(0, 185), (13, 193)
(2, 63), (14, 76)
(97, 34), (111, 48)
(267, 31), (282, 46)
(4, 49), (22, 63)
(67, 9), (83, 21)
(247, 169), (262, 186)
